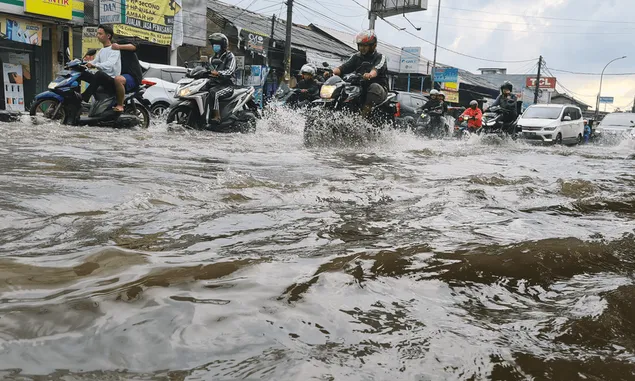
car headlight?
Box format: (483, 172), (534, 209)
(320, 85), (337, 99)
(544, 127), (557, 131)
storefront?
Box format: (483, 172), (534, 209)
(0, 0), (84, 111)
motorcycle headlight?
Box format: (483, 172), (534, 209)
(48, 77), (72, 89)
(177, 79), (206, 98)
(320, 85), (337, 99)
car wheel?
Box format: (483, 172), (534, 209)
(151, 102), (170, 118)
(555, 133), (563, 145)
(576, 133), (582, 145)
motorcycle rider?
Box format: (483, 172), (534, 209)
(421, 89), (448, 115)
(489, 81), (518, 132)
(206, 33), (237, 126)
(332, 29), (388, 119)
(459, 100), (483, 131)
(296, 64), (320, 102)
(111, 37), (143, 112)
(81, 24), (121, 103)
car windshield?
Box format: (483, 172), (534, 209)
(522, 107), (562, 119)
(600, 113), (635, 127)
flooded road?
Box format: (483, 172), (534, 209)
(2, 112), (635, 380)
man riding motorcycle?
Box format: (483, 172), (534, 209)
(81, 24), (121, 103)
(459, 100), (483, 132)
(206, 33), (237, 126)
(488, 81), (518, 132)
(296, 64), (320, 101)
(332, 29), (388, 119)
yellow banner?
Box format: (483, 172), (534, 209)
(25, 0), (73, 20)
(0, 15), (43, 46)
(443, 90), (459, 103)
(112, 0), (181, 45)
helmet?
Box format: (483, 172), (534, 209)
(438, 92), (446, 98)
(355, 30), (377, 46)
(300, 64), (316, 76)
(430, 89), (440, 96)
(208, 33), (229, 50)
(470, 100), (478, 106)
(500, 81), (513, 92)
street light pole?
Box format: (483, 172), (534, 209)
(430, 0), (441, 88)
(595, 55), (626, 120)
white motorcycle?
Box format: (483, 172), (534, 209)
(166, 59), (260, 132)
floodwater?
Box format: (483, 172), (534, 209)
(1, 111), (635, 380)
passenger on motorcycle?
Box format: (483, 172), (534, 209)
(81, 24), (121, 103)
(206, 33), (237, 126)
(459, 100), (483, 131)
(421, 89), (448, 115)
(488, 81), (518, 132)
(297, 64), (320, 101)
(111, 38), (143, 112)
(332, 29), (388, 119)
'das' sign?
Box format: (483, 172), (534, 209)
(525, 77), (557, 90)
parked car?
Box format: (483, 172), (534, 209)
(517, 104), (584, 145)
(594, 112), (635, 142)
(140, 61), (188, 116)
(394, 91), (428, 128)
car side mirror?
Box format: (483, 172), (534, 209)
(563, 115), (572, 121)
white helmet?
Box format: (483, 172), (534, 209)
(470, 100), (478, 106)
(430, 89), (440, 96)
(300, 64), (316, 76)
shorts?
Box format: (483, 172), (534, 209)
(122, 74), (136, 92)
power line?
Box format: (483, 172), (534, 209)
(428, 5), (635, 25)
(547, 68), (635, 76)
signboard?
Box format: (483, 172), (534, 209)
(2, 62), (25, 111)
(399, 46), (420, 73)
(441, 80), (459, 103)
(0, 15), (43, 46)
(101, 0), (181, 45)
(599, 96), (614, 104)
(525, 76), (557, 90)
(24, 0), (73, 20)
(240, 29), (269, 57)
(433, 67), (458, 83)
(371, 0), (428, 18)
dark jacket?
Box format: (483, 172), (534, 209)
(297, 78), (320, 98)
(338, 50), (388, 89)
(421, 99), (448, 115)
(118, 38), (143, 87)
(210, 50), (237, 86)
(490, 93), (518, 121)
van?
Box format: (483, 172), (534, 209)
(517, 104), (584, 145)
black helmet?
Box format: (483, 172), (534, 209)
(209, 33), (229, 50)
(500, 81), (513, 92)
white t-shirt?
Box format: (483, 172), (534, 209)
(90, 45), (121, 78)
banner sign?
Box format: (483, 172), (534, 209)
(525, 76), (556, 90)
(441, 80), (459, 103)
(100, 0), (181, 45)
(240, 29), (269, 57)
(399, 46), (420, 73)
(24, 0), (73, 20)
(599, 96), (614, 104)
(2, 62), (25, 111)
(433, 67), (458, 83)
(0, 15), (43, 46)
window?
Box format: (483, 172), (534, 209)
(522, 106), (563, 119)
(574, 109), (582, 120)
(144, 67), (162, 79)
(168, 71), (186, 83)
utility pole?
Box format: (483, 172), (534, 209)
(632, 95), (635, 113)
(533, 55), (542, 104)
(430, 0), (441, 88)
(270, 14), (276, 42)
(283, 0), (293, 84)
(368, 0), (379, 29)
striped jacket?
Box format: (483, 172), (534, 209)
(210, 51), (237, 85)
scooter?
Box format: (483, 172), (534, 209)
(414, 105), (450, 138)
(165, 58), (260, 132)
(270, 82), (318, 110)
(29, 48), (153, 129)
(304, 62), (397, 146)
(480, 104), (518, 139)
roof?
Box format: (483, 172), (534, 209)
(207, 1), (355, 58)
(311, 24), (498, 90)
(551, 92), (592, 108)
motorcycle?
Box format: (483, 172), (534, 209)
(303, 62), (397, 146)
(414, 105), (450, 138)
(29, 48), (153, 129)
(270, 82), (317, 110)
(479, 103), (519, 139)
(165, 58), (260, 132)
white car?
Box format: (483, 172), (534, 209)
(595, 112), (635, 142)
(140, 61), (188, 116)
(518, 104), (584, 145)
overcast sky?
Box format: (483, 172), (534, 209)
(224, 0), (635, 111)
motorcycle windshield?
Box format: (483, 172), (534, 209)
(323, 75), (343, 86)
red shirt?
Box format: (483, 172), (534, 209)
(460, 107), (483, 128)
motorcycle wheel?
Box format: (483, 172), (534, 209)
(29, 99), (65, 123)
(124, 104), (150, 129)
(166, 105), (198, 129)
(238, 111), (257, 133)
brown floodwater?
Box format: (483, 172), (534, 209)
(1, 110), (635, 380)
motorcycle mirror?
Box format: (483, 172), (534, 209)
(322, 62), (329, 67)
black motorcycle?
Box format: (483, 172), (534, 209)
(270, 82), (317, 110)
(165, 59), (260, 132)
(30, 49), (152, 129)
(413, 105), (450, 138)
(479, 103), (519, 139)
(304, 63), (397, 146)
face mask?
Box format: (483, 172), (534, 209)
(213, 44), (221, 53)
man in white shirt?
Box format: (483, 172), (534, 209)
(80, 24), (121, 103)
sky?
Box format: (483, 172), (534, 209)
(223, 0), (635, 112)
